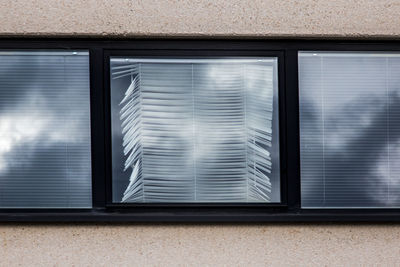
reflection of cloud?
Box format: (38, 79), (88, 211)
(0, 113), (47, 171)
(0, 108), (87, 173)
(112, 60), (280, 203)
(0, 53), (92, 208)
(323, 94), (400, 206)
(300, 53), (400, 207)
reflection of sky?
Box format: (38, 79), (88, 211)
(299, 52), (400, 208)
(0, 52), (92, 208)
(111, 58), (280, 203)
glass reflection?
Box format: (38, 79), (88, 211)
(299, 51), (400, 208)
(111, 58), (280, 203)
(0, 51), (92, 208)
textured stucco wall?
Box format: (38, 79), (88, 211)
(1, 0), (400, 266)
(1, 224), (400, 266)
(0, 0), (400, 38)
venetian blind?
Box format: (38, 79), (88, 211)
(299, 51), (400, 208)
(0, 51), (92, 208)
(110, 58), (281, 203)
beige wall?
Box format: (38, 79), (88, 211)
(1, 0), (400, 38)
(1, 0), (400, 266)
(1, 224), (400, 266)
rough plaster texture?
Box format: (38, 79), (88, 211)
(1, 224), (400, 266)
(0, 0), (400, 38)
(1, 0), (400, 266)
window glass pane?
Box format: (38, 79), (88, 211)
(0, 51), (92, 208)
(111, 57), (280, 203)
(299, 51), (400, 208)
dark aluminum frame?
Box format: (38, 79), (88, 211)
(0, 39), (400, 222)
(104, 49), (287, 209)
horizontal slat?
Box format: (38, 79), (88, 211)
(299, 51), (400, 208)
(110, 58), (281, 203)
(0, 51), (92, 208)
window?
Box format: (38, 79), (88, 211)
(110, 57), (281, 203)
(0, 50), (92, 208)
(2, 40), (400, 221)
(299, 51), (400, 208)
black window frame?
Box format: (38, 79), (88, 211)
(1, 39), (400, 222)
(104, 49), (287, 208)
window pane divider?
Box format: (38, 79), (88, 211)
(0, 39), (398, 221)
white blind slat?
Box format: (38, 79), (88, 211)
(110, 58), (281, 203)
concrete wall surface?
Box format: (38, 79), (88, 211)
(0, 0), (399, 38)
(1, 224), (400, 266)
(1, 0), (400, 266)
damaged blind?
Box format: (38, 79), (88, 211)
(299, 51), (400, 208)
(110, 57), (281, 203)
(0, 51), (92, 208)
